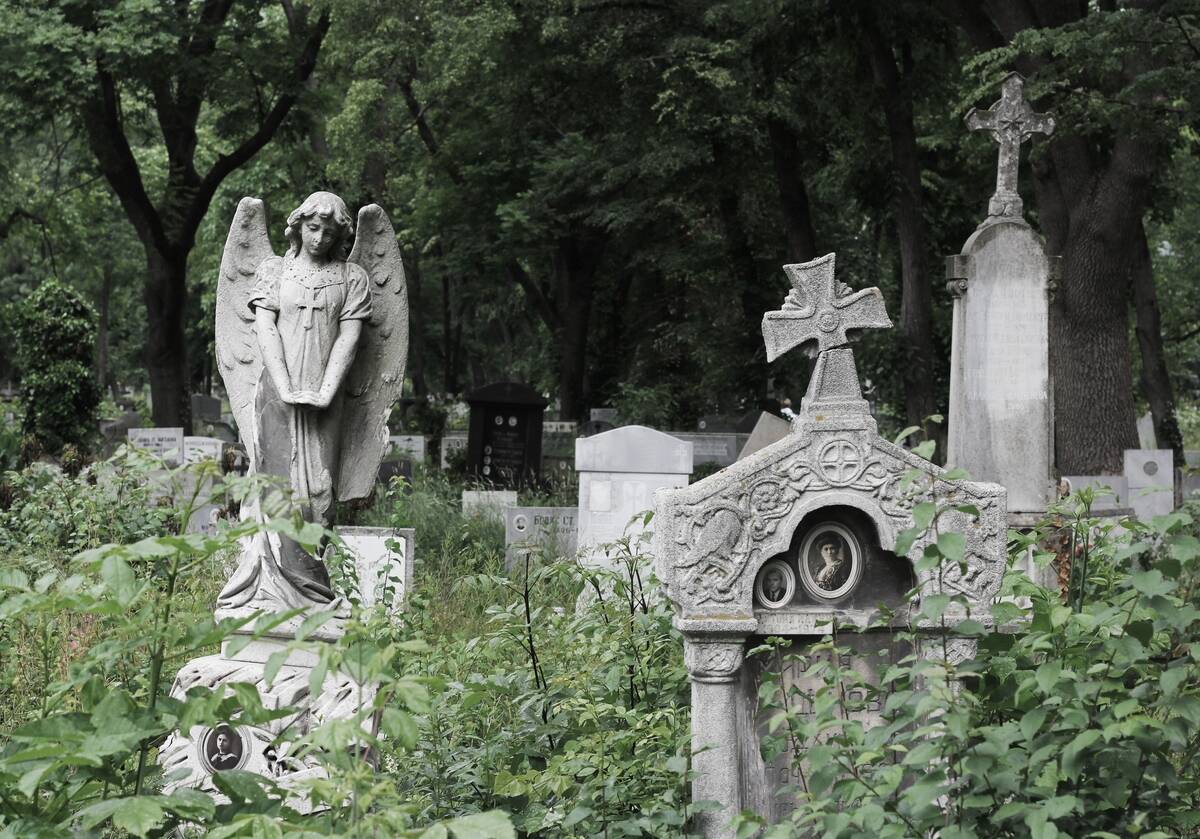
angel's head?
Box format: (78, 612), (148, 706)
(285, 192), (354, 260)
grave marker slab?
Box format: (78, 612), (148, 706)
(654, 253), (1008, 835)
(462, 490), (518, 520)
(946, 73), (1057, 519)
(388, 434), (428, 462)
(128, 427), (185, 465)
(1124, 449), (1174, 520)
(467, 382), (547, 487)
(737, 412), (792, 461)
(670, 432), (747, 469)
(575, 425), (691, 568)
(504, 506), (578, 569)
(440, 431), (468, 468)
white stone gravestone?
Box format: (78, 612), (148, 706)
(669, 431), (747, 469)
(388, 434), (428, 462)
(440, 431), (468, 468)
(946, 72), (1057, 522)
(128, 427), (185, 466)
(1124, 449), (1174, 521)
(737, 412), (792, 461)
(503, 506), (578, 569)
(575, 425), (691, 567)
(462, 489), (518, 520)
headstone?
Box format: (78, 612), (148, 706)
(1124, 449), (1174, 520)
(378, 457), (414, 489)
(697, 414), (736, 432)
(654, 254), (1008, 835)
(127, 427), (185, 466)
(503, 506), (578, 569)
(440, 430), (468, 468)
(197, 420), (238, 444)
(670, 432), (747, 469)
(462, 489), (518, 520)
(1183, 451), (1200, 501)
(191, 392), (222, 424)
(339, 526), (415, 613)
(575, 425), (692, 566)
(1060, 475), (1131, 513)
(590, 407), (619, 425)
(737, 412), (792, 461)
(183, 435), (226, 465)
(101, 411), (144, 449)
(1136, 412), (1157, 450)
(388, 434), (428, 462)
(543, 420), (578, 434)
(946, 72), (1057, 522)
(466, 382), (547, 487)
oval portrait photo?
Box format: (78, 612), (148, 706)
(798, 523), (862, 600)
(754, 559), (796, 609)
(201, 724), (246, 773)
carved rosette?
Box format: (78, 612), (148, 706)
(684, 638), (748, 683)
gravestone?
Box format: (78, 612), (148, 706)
(462, 489), (518, 521)
(654, 253), (1008, 835)
(128, 427), (185, 466)
(575, 425), (692, 567)
(1136, 412), (1157, 450)
(504, 506), (578, 569)
(697, 414), (736, 432)
(184, 435), (226, 465)
(466, 382), (547, 487)
(1061, 475), (1131, 514)
(191, 392), (222, 424)
(440, 430), (468, 468)
(1124, 449), (1174, 520)
(1183, 451), (1200, 501)
(737, 412), (792, 461)
(388, 434), (428, 462)
(670, 432), (747, 469)
(946, 73), (1057, 522)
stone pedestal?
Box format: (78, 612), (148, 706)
(159, 526), (413, 805)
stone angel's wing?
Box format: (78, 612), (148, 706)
(338, 204), (409, 501)
(215, 198), (275, 464)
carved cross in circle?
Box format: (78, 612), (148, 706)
(965, 73), (1054, 218)
(297, 287), (325, 330)
(817, 439), (862, 485)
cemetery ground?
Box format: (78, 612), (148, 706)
(0, 444), (1199, 837)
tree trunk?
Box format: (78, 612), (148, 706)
(859, 15), (941, 454)
(144, 248), (191, 430)
(405, 247), (427, 397)
(554, 234), (604, 421)
(767, 118), (819, 263)
(96, 264), (113, 394)
(1131, 219), (1183, 461)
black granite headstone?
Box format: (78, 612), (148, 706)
(466, 382), (547, 487)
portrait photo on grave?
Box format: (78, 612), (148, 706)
(754, 558), (796, 609)
(798, 522), (862, 600)
(200, 724), (246, 773)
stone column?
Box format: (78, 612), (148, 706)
(684, 633), (750, 839)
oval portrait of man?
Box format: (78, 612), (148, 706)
(798, 523), (862, 600)
(754, 559), (796, 609)
(201, 724), (246, 773)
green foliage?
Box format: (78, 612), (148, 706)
(736, 495), (1200, 838)
(6, 278), (100, 457)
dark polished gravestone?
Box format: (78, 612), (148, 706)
(466, 382), (548, 487)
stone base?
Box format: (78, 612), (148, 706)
(159, 636), (375, 812)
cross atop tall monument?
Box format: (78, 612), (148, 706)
(762, 253), (891, 416)
(966, 72), (1055, 219)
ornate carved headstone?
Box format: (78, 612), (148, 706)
(653, 253), (1009, 836)
(947, 72), (1058, 523)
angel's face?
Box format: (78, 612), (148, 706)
(300, 215), (340, 260)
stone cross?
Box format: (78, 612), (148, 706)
(297, 287), (324, 330)
(761, 252), (891, 363)
(966, 72), (1055, 219)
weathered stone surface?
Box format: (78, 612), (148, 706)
(440, 430), (467, 467)
(965, 72), (1054, 220)
(504, 506), (578, 569)
(669, 432), (747, 468)
(655, 254), (1009, 836)
(128, 427), (184, 465)
(1124, 449), (1174, 520)
(191, 392), (222, 423)
(576, 425), (691, 566)
(462, 489), (518, 520)
(945, 217), (1054, 514)
(1137, 412), (1157, 450)
(388, 434), (427, 462)
(737, 412), (792, 461)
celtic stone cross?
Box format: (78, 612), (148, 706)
(761, 253), (891, 363)
(966, 72), (1055, 219)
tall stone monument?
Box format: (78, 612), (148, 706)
(654, 254), (1008, 836)
(946, 72), (1058, 521)
(159, 193), (412, 803)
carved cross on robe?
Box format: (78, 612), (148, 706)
(761, 253), (892, 363)
(966, 72), (1055, 219)
(297, 287), (325, 330)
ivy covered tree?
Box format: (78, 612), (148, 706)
(7, 279), (100, 458)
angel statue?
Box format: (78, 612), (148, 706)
(214, 192), (408, 620)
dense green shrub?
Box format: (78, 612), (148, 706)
(6, 279), (100, 458)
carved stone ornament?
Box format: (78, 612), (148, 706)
(684, 639), (747, 683)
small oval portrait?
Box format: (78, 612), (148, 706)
(200, 724), (247, 773)
(754, 559), (796, 609)
(798, 523), (862, 600)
